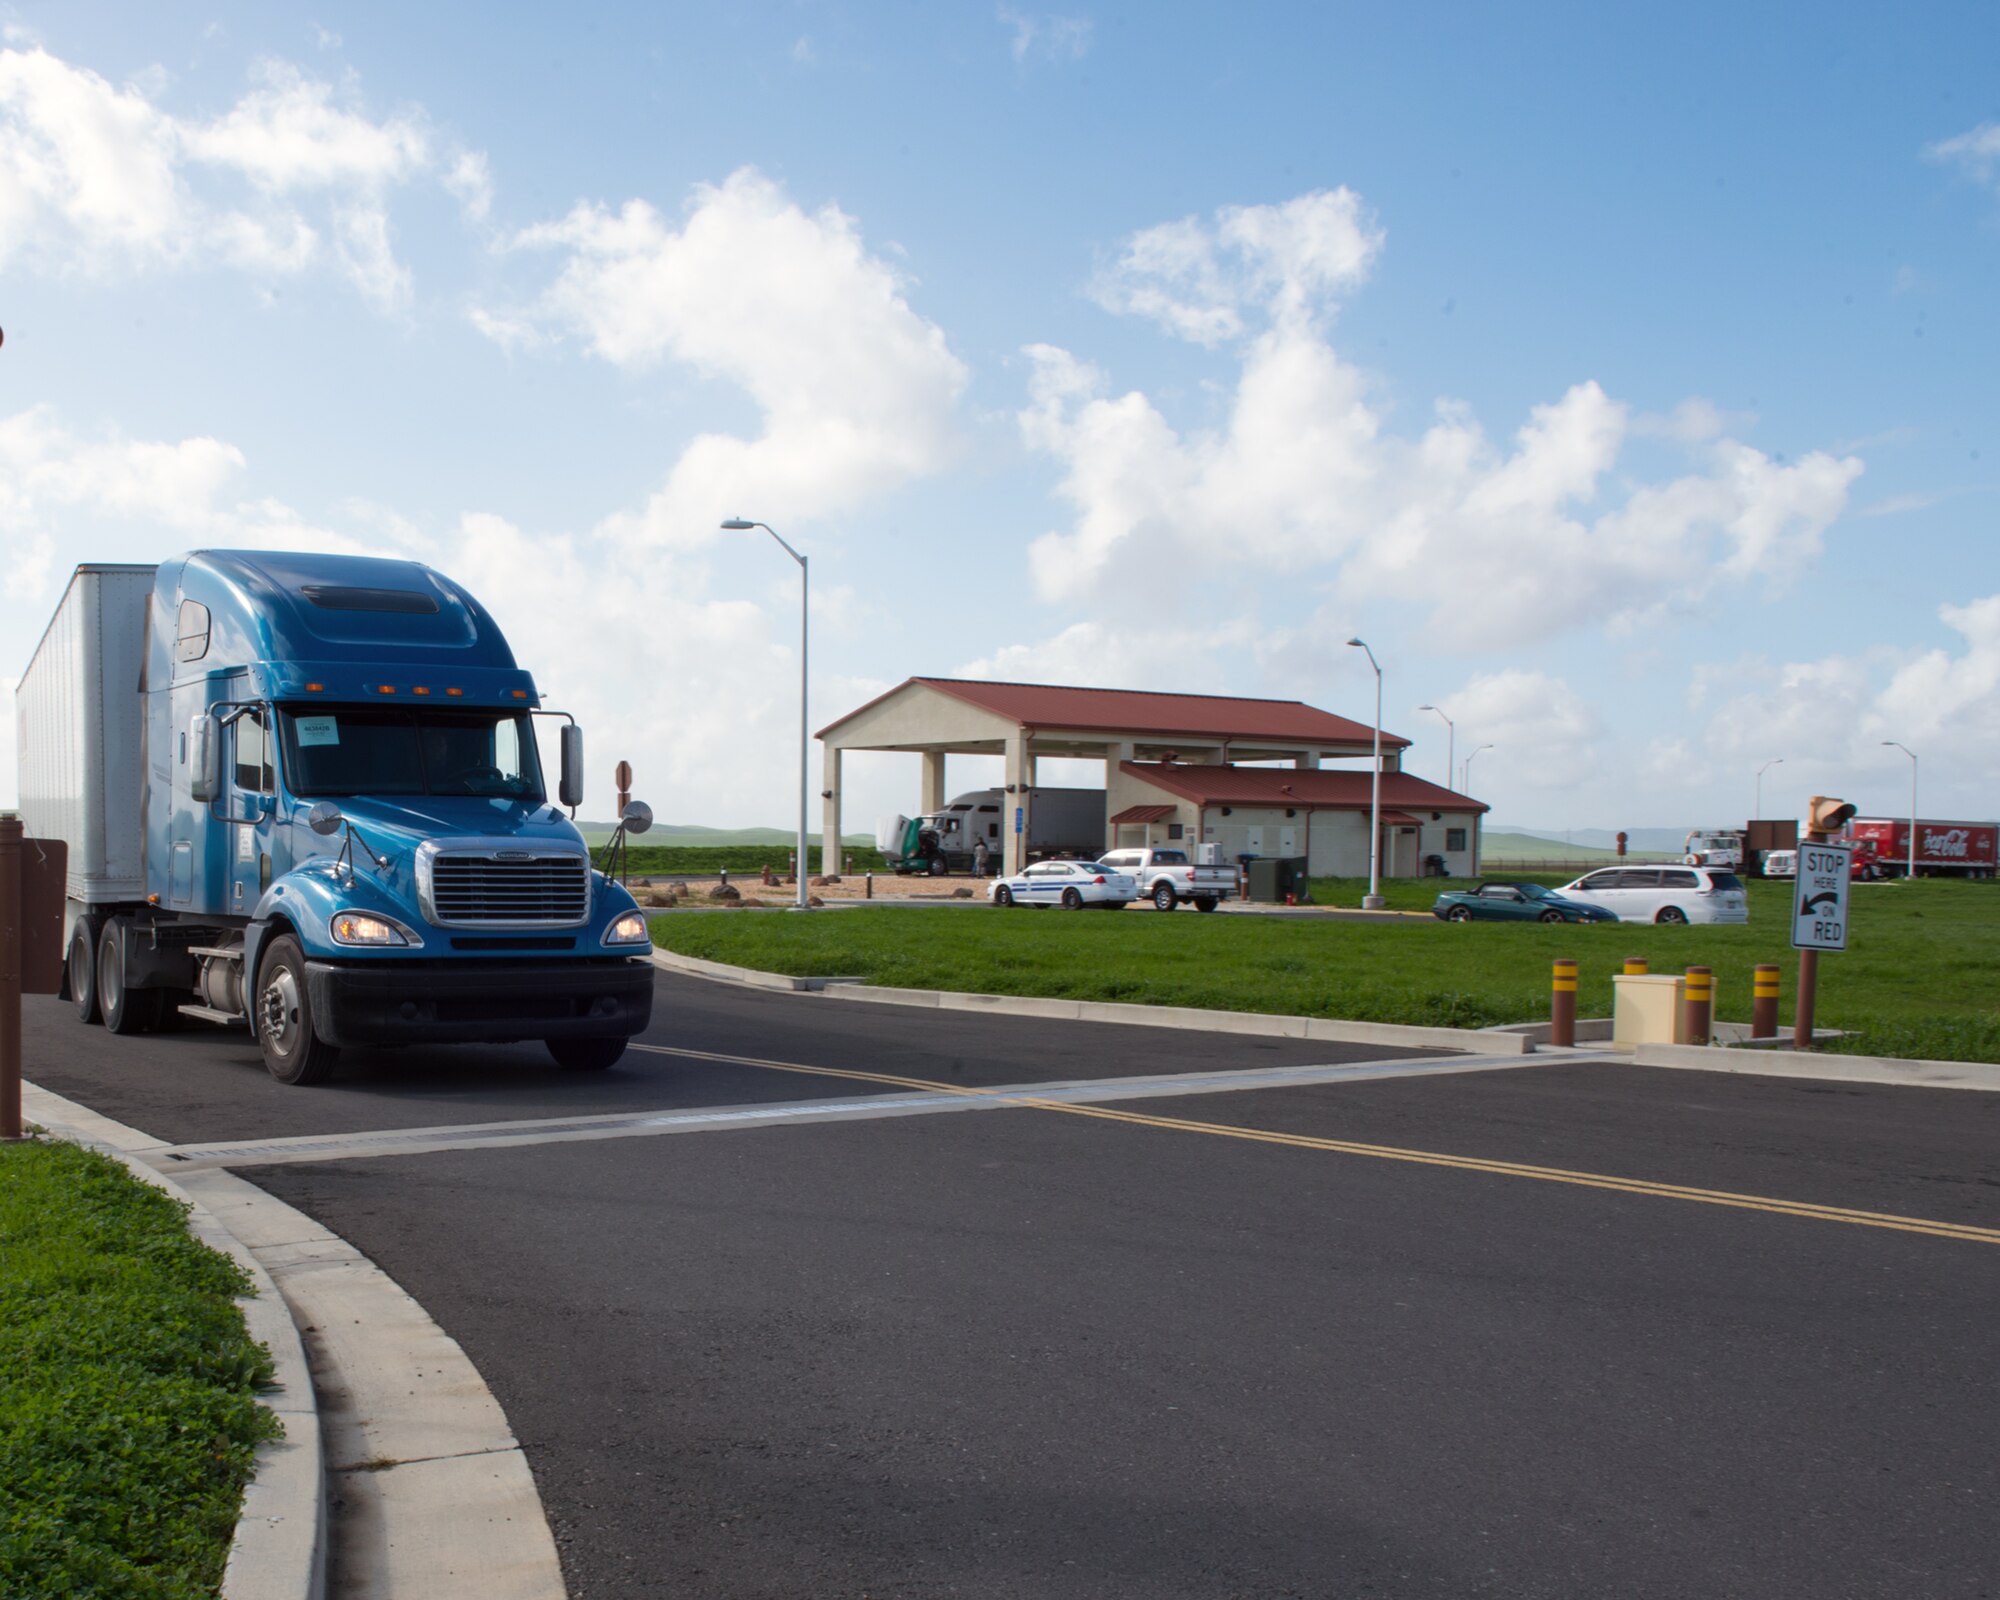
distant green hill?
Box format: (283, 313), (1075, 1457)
(1479, 830), (1678, 862)
(577, 823), (877, 848)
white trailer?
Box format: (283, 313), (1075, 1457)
(882, 787), (1106, 873)
(14, 565), (156, 919)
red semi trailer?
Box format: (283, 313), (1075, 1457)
(1843, 817), (1998, 879)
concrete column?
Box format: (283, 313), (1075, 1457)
(820, 746), (842, 876)
(920, 750), (946, 816)
(1003, 735), (1030, 875)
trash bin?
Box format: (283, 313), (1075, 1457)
(1245, 858), (1281, 902)
(1273, 856), (1310, 901)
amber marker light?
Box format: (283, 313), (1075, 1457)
(303, 682), (325, 692)
(511, 689), (528, 699)
(376, 684), (397, 694)
(445, 687), (464, 697)
(411, 686), (431, 695)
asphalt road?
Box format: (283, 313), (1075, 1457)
(27, 973), (2000, 1598)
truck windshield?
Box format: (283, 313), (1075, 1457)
(277, 707), (545, 800)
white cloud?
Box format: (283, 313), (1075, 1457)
(0, 45), (480, 307)
(444, 148), (492, 221)
(1420, 669), (1604, 790)
(1089, 189), (1384, 345)
(485, 167), (968, 546)
(1024, 190), (1863, 646)
(1928, 121), (2000, 188)
(999, 8), (1093, 64)
(1696, 593), (2000, 805)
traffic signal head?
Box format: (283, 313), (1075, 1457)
(1807, 795), (1857, 834)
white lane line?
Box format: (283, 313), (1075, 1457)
(147, 1047), (1559, 1171)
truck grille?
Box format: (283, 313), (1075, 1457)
(421, 850), (590, 929)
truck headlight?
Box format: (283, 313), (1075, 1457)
(603, 911), (651, 947)
(331, 911), (421, 947)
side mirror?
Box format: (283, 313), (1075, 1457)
(189, 715), (220, 803)
(559, 724), (584, 809)
(307, 800), (345, 836)
(621, 800), (653, 835)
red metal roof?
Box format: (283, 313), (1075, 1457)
(820, 676), (1405, 748)
(1107, 803), (1178, 825)
(1121, 762), (1488, 814)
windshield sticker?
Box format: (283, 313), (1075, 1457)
(295, 716), (340, 747)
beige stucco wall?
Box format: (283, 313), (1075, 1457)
(821, 686), (1017, 751)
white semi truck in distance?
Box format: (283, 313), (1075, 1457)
(877, 787), (1105, 875)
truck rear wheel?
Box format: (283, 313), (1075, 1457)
(256, 936), (339, 1086)
(546, 1038), (626, 1071)
(1152, 884), (1177, 912)
(1193, 897), (1218, 913)
(98, 925), (152, 1035)
(70, 915), (104, 1025)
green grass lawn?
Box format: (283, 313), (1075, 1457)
(650, 876), (2000, 1062)
(0, 1140), (281, 1599)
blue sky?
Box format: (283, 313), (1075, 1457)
(3, 2), (1996, 833)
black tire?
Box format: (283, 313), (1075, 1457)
(928, 857), (947, 877)
(70, 915), (104, 1025)
(99, 925), (154, 1035)
(547, 1037), (626, 1071)
(1447, 905), (1474, 923)
(1194, 897), (1218, 913)
(1539, 909), (1564, 924)
(254, 935), (340, 1085)
(1060, 887), (1083, 909)
(1152, 883), (1178, 912)
(1656, 906), (1689, 925)
(995, 885), (1014, 907)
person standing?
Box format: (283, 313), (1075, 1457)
(973, 837), (990, 877)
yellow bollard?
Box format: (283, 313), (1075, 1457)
(1684, 966), (1713, 1046)
(1623, 955), (1649, 976)
(1751, 964), (1780, 1039)
(1550, 958), (1578, 1048)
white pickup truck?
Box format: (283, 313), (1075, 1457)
(1096, 847), (1238, 912)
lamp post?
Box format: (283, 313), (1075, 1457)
(1882, 741), (1917, 879)
(1347, 638), (1384, 909)
(1463, 743), (1493, 793)
(1417, 704), (1454, 790)
(1754, 756), (1784, 820)
(722, 518), (810, 910)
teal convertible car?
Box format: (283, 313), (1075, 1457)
(1431, 882), (1619, 924)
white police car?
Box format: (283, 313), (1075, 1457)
(988, 858), (1138, 909)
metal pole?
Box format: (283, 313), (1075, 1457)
(1882, 741), (1916, 879)
(1792, 824), (1830, 1047)
(1349, 639), (1382, 909)
(1755, 756), (1782, 820)
(798, 552), (809, 909)
(0, 815), (22, 1141)
(1419, 705), (1453, 790)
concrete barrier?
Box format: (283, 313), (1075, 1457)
(1632, 1042), (2000, 1093)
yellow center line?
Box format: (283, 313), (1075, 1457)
(630, 1043), (2000, 1247)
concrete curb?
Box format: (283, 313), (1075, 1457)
(22, 1088), (326, 1600)
(648, 947), (1534, 1055)
(1632, 1043), (2000, 1092)
(25, 1082), (569, 1600)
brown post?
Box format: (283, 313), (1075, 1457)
(1684, 965), (1713, 1046)
(1623, 955), (1649, 976)
(1794, 823), (1831, 1047)
(1, 815), (22, 1141)
(1752, 963), (1780, 1039)
(1550, 958), (1578, 1048)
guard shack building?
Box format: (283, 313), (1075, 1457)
(817, 678), (1487, 879)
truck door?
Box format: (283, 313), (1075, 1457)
(228, 708), (277, 914)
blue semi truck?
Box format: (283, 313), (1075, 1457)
(14, 550), (656, 1084)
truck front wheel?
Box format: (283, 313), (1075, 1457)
(1152, 884), (1177, 912)
(256, 936), (339, 1086)
(546, 1038), (626, 1071)
(70, 915), (104, 1025)
(928, 857), (947, 877)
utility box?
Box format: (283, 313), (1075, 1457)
(1612, 973), (1688, 1051)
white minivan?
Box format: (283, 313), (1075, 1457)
(1556, 865), (1749, 925)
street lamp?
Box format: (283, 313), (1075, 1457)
(1347, 638), (1384, 909)
(1755, 756), (1784, 819)
(1417, 704), (1454, 790)
(1463, 743), (1494, 793)
(722, 518), (810, 910)
(1882, 741), (1917, 879)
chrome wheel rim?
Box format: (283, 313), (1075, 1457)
(260, 967), (301, 1053)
